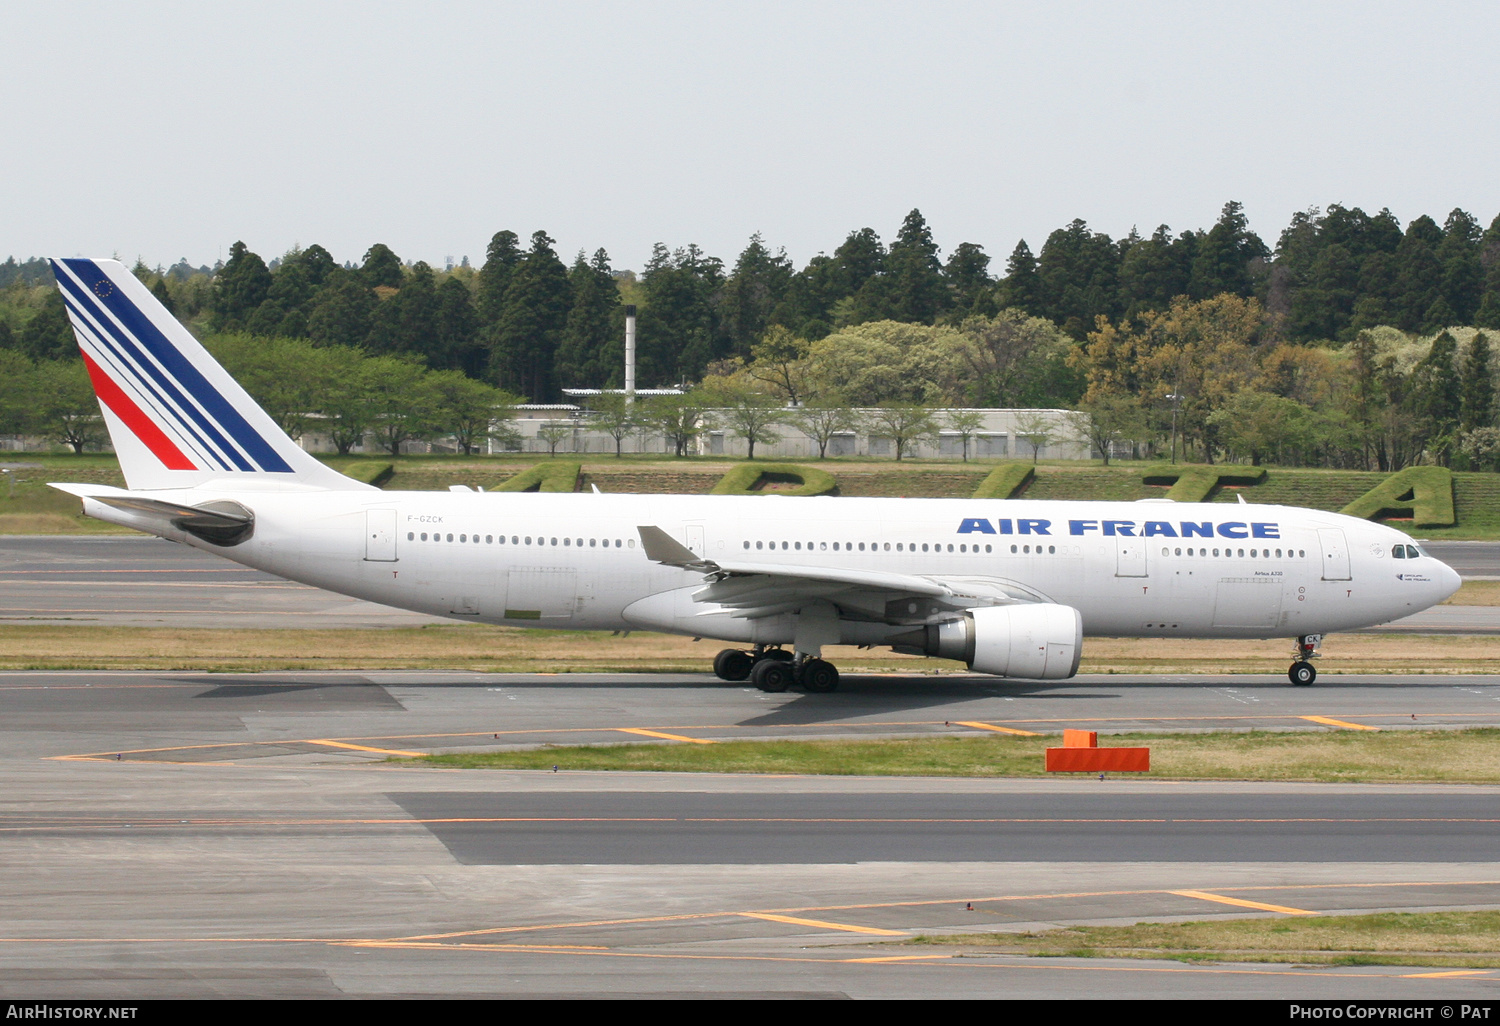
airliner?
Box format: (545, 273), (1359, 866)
(45, 258), (1461, 692)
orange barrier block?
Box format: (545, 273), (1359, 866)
(1062, 729), (1098, 748)
(1045, 746), (1150, 773)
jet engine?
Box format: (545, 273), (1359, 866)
(893, 603), (1082, 680)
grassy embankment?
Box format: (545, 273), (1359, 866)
(416, 728), (1500, 784)
(907, 912), (1500, 969)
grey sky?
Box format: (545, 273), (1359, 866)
(5, 1), (1498, 273)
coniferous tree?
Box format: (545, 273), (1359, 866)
(1437, 208), (1482, 325)
(475, 230), (522, 327)
(774, 254), (841, 339)
(433, 275), (479, 376)
(212, 241), (273, 330)
(306, 269), (377, 348)
(1188, 201), (1267, 300)
(491, 232), (572, 400)
(150, 278), (176, 316)
(831, 228), (885, 299)
(994, 240), (1040, 313)
(19, 290), (75, 361)
(1036, 220), (1120, 337)
(555, 249), (620, 388)
(359, 243), (404, 290)
(719, 233), (794, 357)
(1461, 332), (1495, 431)
(1392, 216), (1444, 331)
(1117, 226), (1191, 319)
(637, 243), (723, 385)
(1412, 330), (1462, 463)
(880, 209), (946, 324)
(943, 242), (993, 317)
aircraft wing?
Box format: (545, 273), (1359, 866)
(637, 525), (1036, 624)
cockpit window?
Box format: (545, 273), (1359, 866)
(1392, 544), (1407, 559)
(1406, 544), (1422, 559)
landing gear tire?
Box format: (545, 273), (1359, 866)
(751, 657), (793, 693)
(798, 659), (840, 693)
(1289, 661), (1317, 686)
(713, 649), (753, 682)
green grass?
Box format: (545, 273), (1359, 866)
(970, 463), (1034, 499)
(1141, 464), (1266, 502)
(413, 728), (1500, 784)
(1340, 465), (1455, 526)
(709, 462), (837, 496)
(0, 454), (132, 533)
(910, 911), (1500, 968)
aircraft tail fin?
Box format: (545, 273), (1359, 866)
(49, 257), (371, 492)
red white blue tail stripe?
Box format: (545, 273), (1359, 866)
(52, 258), (293, 474)
(50, 258), (367, 492)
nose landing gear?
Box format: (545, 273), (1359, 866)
(1289, 635), (1322, 686)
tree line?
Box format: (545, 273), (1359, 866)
(4, 200), (1500, 470)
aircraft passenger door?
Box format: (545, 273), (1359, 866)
(365, 509), (398, 562)
(685, 524), (705, 556)
(1317, 528), (1351, 581)
(1115, 536), (1148, 577)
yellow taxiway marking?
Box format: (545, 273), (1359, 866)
(1299, 716), (1380, 731)
(1170, 890), (1318, 916)
(1400, 969), (1494, 978)
(304, 739), (428, 757)
(954, 720), (1042, 736)
(615, 727), (717, 744)
(737, 913), (907, 936)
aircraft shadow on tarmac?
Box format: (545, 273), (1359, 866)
(729, 676), (1107, 726)
(170, 675), (405, 710)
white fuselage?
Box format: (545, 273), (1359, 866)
(83, 489), (1460, 646)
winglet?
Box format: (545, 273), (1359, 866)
(637, 525), (718, 571)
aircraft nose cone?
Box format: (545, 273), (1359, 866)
(1437, 560), (1463, 601)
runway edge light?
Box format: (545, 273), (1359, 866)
(1044, 729), (1150, 773)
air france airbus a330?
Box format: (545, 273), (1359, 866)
(46, 258), (1461, 692)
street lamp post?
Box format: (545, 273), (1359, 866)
(1167, 392), (1183, 464)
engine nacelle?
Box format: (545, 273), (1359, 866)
(896, 603), (1083, 680)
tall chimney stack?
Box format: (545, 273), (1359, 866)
(624, 304), (637, 405)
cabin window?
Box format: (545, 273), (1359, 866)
(985, 545), (992, 553)
(420, 533), (428, 541)
(1048, 545), (1055, 554)
(407, 532), (414, 541)
(858, 543), (866, 551)
(794, 542), (802, 550)
(563, 538), (570, 546)
(1010, 544), (1018, 553)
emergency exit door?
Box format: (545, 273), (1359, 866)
(365, 509), (398, 561)
(1317, 528), (1350, 581)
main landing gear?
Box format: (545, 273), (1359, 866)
(1289, 634), (1322, 686)
(713, 647), (841, 694)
